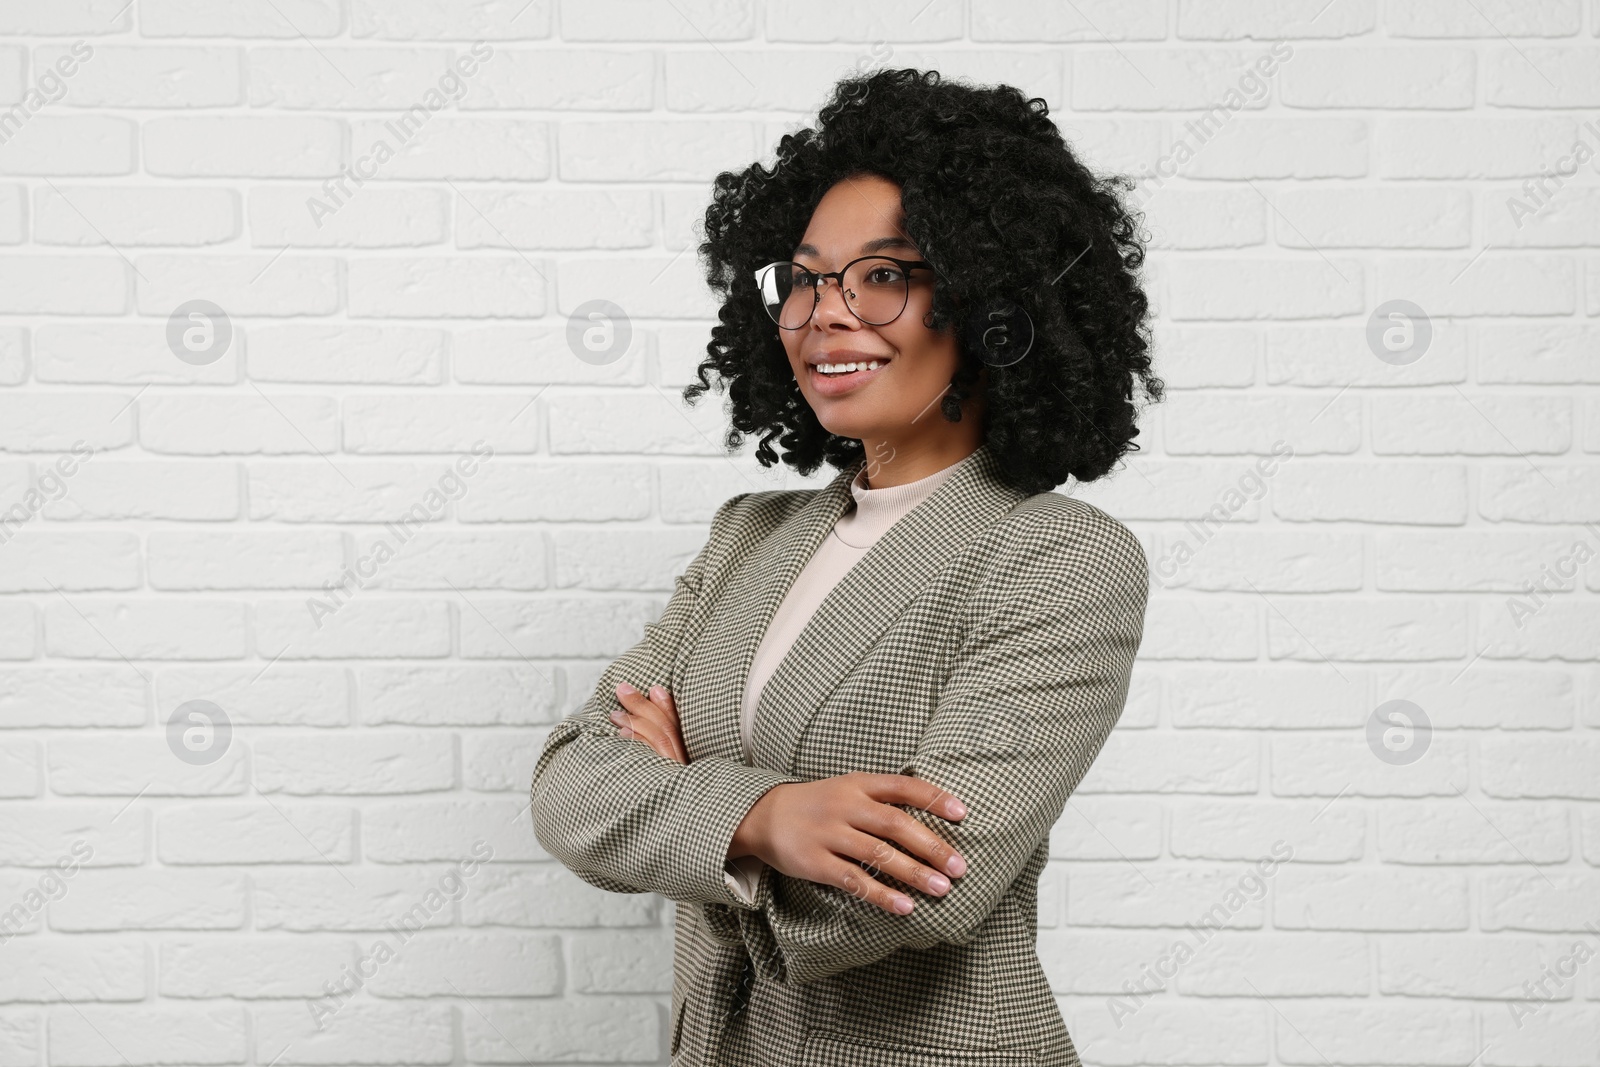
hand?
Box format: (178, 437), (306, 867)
(729, 771), (969, 916)
(609, 682), (689, 764)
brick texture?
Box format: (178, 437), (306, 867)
(0, 4), (1596, 1066)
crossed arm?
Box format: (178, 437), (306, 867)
(530, 496), (1149, 985)
(716, 520), (1149, 985)
(528, 492), (808, 910)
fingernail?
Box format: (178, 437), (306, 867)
(948, 799), (966, 818)
(650, 685), (666, 699)
(946, 854), (966, 877)
(615, 682), (637, 696)
(893, 896), (914, 914)
(929, 874), (950, 894)
(609, 709), (625, 723)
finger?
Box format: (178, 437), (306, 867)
(616, 686), (672, 737)
(617, 723), (682, 766)
(615, 707), (678, 762)
(613, 687), (685, 763)
(856, 771), (968, 823)
(632, 687), (688, 763)
(828, 857), (916, 916)
(839, 828), (952, 900)
(857, 801), (967, 880)
(644, 686), (686, 761)
(648, 685), (682, 735)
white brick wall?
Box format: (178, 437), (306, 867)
(0, 2), (1597, 1064)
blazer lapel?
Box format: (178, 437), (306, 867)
(684, 442), (1029, 776)
(680, 456), (860, 767)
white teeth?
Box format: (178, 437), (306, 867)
(816, 360), (884, 375)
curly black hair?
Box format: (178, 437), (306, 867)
(682, 66), (1163, 497)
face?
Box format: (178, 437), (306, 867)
(777, 173), (983, 467)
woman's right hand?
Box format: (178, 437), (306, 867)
(728, 771), (969, 915)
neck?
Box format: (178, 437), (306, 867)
(858, 437), (982, 489)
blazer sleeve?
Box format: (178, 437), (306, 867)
(529, 492), (808, 909)
(725, 509), (1149, 985)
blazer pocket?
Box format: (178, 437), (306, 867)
(801, 1030), (1039, 1066)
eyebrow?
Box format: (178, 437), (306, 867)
(792, 235), (920, 259)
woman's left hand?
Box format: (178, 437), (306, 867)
(610, 682), (689, 764)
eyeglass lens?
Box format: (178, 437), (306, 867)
(758, 258), (914, 329)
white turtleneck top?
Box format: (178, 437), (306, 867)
(722, 450), (973, 903)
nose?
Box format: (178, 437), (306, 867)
(810, 275), (858, 329)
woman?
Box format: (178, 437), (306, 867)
(530, 67), (1160, 1067)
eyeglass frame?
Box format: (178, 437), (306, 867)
(752, 254), (937, 330)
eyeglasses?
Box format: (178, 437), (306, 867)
(753, 255), (935, 330)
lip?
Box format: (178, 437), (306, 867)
(804, 349), (893, 368)
(805, 353), (891, 397)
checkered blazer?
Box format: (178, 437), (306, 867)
(529, 442), (1149, 1067)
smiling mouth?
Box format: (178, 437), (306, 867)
(806, 358), (891, 393)
(812, 358), (890, 376)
